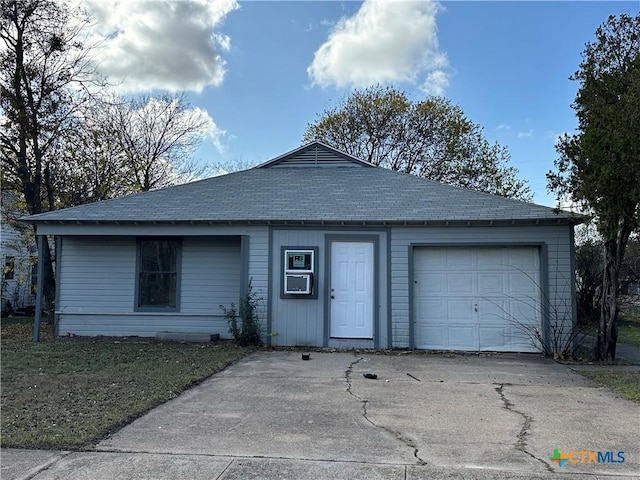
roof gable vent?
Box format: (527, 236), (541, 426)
(256, 141), (373, 169)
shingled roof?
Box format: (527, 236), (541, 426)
(23, 142), (581, 227)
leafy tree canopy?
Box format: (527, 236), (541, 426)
(548, 13), (640, 360)
(549, 14), (640, 240)
(303, 85), (532, 201)
(0, 0), (216, 311)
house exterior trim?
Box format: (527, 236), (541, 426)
(324, 234), (381, 348)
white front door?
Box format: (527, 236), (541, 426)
(330, 241), (374, 339)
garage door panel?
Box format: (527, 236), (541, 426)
(417, 325), (447, 350)
(508, 324), (539, 350)
(418, 273), (444, 293)
(414, 247), (541, 353)
(416, 249), (445, 268)
(478, 298), (508, 321)
(510, 327), (537, 350)
(447, 299), (475, 322)
(479, 326), (508, 350)
(448, 326), (477, 349)
(446, 250), (474, 269)
(477, 249), (505, 268)
(417, 299), (445, 320)
(508, 299), (540, 326)
(446, 273), (473, 294)
(508, 248), (539, 268)
(477, 273), (504, 294)
(508, 271), (540, 295)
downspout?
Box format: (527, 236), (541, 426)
(33, 233), (45, 342)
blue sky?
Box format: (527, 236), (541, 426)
(87, 1), (640, 207)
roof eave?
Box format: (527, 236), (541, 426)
(22, 217), (582, 228)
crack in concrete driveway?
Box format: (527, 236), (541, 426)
(494, 383), (553, 472)
(4, 351), (640, 479)
(345, 355), (427, 465)
(86, 351), (639, 477)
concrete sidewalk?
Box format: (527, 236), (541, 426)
(2, 352), (639, 479)
(5, 449), (639, 480)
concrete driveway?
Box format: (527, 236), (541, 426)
(3, 351), (639, 479)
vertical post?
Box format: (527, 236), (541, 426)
(32, 234), (45, 342)
(54, 236), (61, 335)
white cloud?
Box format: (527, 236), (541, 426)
(421, 70), (449, 96)
(191, 106), (226, 152)
(517, 130), (534, 139)
(308, 0), (449, 91)
(85, 0), (239, 93)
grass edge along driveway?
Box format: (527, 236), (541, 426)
(1, 318), (252, 450)
(577, 370), (640, 404)
(2, 317), (638, 450)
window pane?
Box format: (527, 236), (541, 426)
(138, 240), (179, 308)
(139, 273), (177, 307)
(4, 256), (15, 280)
(140, 240), (178, 272)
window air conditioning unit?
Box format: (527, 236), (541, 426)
(284, 273), (312, 295)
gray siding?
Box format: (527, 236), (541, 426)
(58, 237), (135, 313)
(49, 220), (574, 351)
(1, 221), (37, 309)
(390, 225), (574, 348)
(57, 236), (243, 337)
(270, 228), (389, 348)
(270, 230), (325, 346)
(246, 227), (269, 332)
(181, 237), (242, 314)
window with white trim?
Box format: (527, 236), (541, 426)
(282, 247), (317, 298)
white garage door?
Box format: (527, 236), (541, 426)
(414, 247), (541, 352)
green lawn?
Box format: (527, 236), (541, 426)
(1, 318), (252, 450)
(578, 303), (640, 347)
(618, 305), (640, 346)
(572, 304), (640, 404)
(578, 370), (640, 404)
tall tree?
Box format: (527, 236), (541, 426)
(548, 14), (640, 360)
(110, 93), (213, 191)
(1, 1), (217, 315)
(0, 0), (99, 308)
(303, 86), (531, 200)
(52, 99), (132, 207)
(51, 94), (216, 205)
